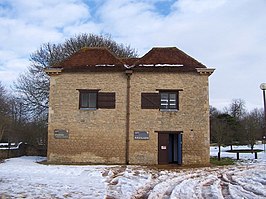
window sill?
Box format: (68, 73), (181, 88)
(160, 109), (178, 112)
(79, 108), (97, 111)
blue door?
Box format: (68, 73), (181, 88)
(163, 132), (182, 165)
(177, 133), (182, 165)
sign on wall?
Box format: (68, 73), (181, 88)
(54, 129), (69, 139)
(134, 131), (149, 140)
(161, 146), (167, 150)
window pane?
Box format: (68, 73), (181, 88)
(80, 91), (97, 109)
(161, 93), (168, 100)
(160, 93), (168, 109)
(169, 93), (176, 100)
(161, 93), (169, 103)
(81, 93), (89, 107)
(160, 92), (177, 110)
(89, 92), (97, 108)
(169, 93), (176, 109)
(161, 104), (168, 109)
(169, 104), (177, 109)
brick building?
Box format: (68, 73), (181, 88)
(45, 47), (214, 165)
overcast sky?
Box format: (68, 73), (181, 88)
(0, 0), (265, 110)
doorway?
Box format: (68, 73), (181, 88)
(158, 132), (182, 165)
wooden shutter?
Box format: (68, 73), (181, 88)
(141, 93), (160, 109)
(98, 92), (115, 109)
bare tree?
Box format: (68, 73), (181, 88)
(222, 99), (247, 146)
(211, 100), (264, 156)
(14, 33), (138, 119)
(226, 99), (246, 120)
(0, 82), (10, 141)
(211, 114), (230, 160)
(242, 108), (264, 151)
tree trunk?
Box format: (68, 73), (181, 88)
(218, 145), (221, 161)
(0, 125), (5, 141)
(251, 144), (254, 153)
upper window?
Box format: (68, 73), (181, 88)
(79, 91), (97, 109)
(141, 90), (180, 111)
(78, 90), (116, 110)
(160, 92), (177, 110)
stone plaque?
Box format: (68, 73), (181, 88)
(54, 129), (69, 139)
(134, 131), (149, 140)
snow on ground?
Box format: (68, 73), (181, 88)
(0, 157), (108, 198)
(0, 145), (265, 199)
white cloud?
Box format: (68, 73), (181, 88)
(0, 71), (20, 88)
(173, 0), (227, 14)
(0, 0), (100, 87)
(13, 0), (90, 28)
(95, 0), (266, 110)
(63, 22), (102, 36)
(0, 0), (265, 110)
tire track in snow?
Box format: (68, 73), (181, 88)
(105, 166), (152, 199)
(218, 165), (266, 199)
(218, 173), (233, 199)
(168, 170), (223, 199)
(104, 165), (266, 199)
(229, 184), (262, 199)
(200, 175), (223, 199)
(146, 172), (201, 199)
(230, 167), (266, 198)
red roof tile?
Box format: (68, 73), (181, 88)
(52, 47), (208, 73)
(133, 47), (206, 72)
(54, 47), (125, 71)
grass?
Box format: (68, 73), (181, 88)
(210, 157), (235, 166)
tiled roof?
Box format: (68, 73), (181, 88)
(133, 47), (206, 71)
(54, 47), (125, 71)
(52, 47), (207, 72)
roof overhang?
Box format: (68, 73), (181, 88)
(196, 68), (215, 76)
(44, 68), (63, 76)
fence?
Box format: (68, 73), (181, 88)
(0, 142), (47, 159)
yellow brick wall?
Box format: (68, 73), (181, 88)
(128, 72), (210, 165)
(47, 72), (127, 164)
(47, 70), (210, 165)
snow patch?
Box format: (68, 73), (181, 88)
(155, 64), (183, 67)
(139, 64), (183, 67)
(95, 64), (115, 67)
(0, 145), (265, 198)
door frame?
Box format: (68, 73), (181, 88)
(157, 131), (183, 165)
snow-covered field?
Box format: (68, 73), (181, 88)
(0, 145), (265, 199)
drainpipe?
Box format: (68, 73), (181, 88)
(125, 69), (133, 165)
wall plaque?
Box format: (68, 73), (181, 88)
(134, 131), (149, 140)
(54, 129), (69, 139)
